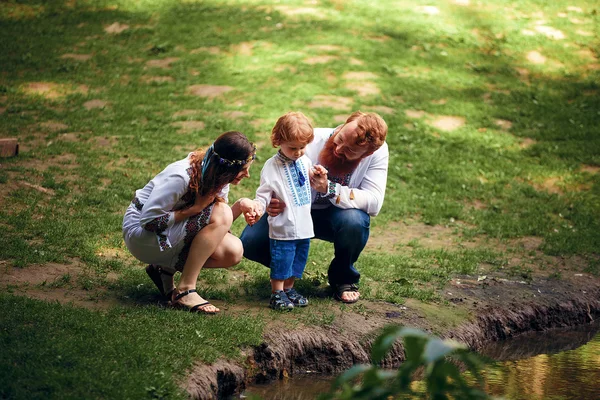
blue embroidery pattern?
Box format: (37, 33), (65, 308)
(283, 159), (311, 207)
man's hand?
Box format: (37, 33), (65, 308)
(266, 198), (286, 217)
(310, 164), (329, 193)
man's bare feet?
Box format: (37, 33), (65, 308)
(340, 290), (360, 303)
(333, 283), (360, 304)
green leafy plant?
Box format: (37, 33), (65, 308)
(319, 325), (491, 400)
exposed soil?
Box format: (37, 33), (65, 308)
(344, 81), (380, 97)
(186, 84), (234, 98)
(146, 57), (180, 69)
(142, 76), (175, 84)
(404, 109), (467, 132)
(1, 260), (120, 310)
(342, 72), (379, 81)
(171, 120), (206, 133)
(61, 53), (93, 61)
(22, 82), (88, 99)
(430, 115), (466, 132)
(302, 55), (338, 65)
(362, 105), (394, 115)
(306, 95), (353, 111)
(104, 22), (129, 34)
(83, 99), (108, 110)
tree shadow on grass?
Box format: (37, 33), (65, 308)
(1, 0), (598, 267)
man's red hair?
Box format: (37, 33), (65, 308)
(345, 111), (387, 153)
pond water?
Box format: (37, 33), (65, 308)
(242, 321), (600, 400)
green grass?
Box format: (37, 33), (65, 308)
(0, 293), (263, 399)
(0, 0), (599, 397)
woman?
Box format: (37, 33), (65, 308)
(123, 131), (257, 314)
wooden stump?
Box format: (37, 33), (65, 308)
(0, 138), (18, 158)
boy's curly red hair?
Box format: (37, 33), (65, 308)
(271, 111), (314, 147)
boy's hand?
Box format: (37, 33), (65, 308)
(312, 164), (328, 177)
(310, 164), (329, 193)
(244, 211), (259, 226)
(240, 198), (262, 226)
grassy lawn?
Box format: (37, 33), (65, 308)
(0, 0), (598, 398)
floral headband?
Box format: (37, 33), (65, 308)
(213, 145), (256, 166)
(201, 143), (256, 179)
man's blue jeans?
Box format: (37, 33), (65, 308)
(240, 207), (370, 285)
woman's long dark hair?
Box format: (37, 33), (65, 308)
(188, 131), (255, 199)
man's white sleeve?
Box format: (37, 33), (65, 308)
(329, 145), (388, 216)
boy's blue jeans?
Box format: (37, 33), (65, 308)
(269, 238), (310, 280)
(241, 206), (370, 285)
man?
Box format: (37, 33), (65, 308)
(240, 111), (388, 303)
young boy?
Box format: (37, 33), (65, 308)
(243, 112), (327, 310)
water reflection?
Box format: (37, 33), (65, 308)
(482, 321), (600, 400)
(243, 322), (600, 400)
(242, 375), (332, 400)
(480, 321), (600, 361)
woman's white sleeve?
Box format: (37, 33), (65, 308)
(140, 174), (187, 250)
(254, 165), (273, 214)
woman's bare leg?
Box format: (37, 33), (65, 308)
(203, 232), (243, 269)
(175, 202), (232, 311)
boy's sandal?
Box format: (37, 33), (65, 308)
(270, 290), (294, 310)
(172, 289), (219, 314)
(333, 283), (360, 304)
(145, 264), (175, 299)
(284, 288), (308, 307)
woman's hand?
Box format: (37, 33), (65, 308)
(194, 193), (217, 211)
(310, 164), (329, 193)
(174, 193), (215, 222)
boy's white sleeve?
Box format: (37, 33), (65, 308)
(254, 163), (273, 214)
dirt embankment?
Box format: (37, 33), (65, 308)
(184, 274), (600, 400)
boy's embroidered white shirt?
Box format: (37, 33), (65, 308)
(305, 128), (389, 217)
(254, 152), (314, 240)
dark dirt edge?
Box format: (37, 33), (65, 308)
(183, 284), (600, 400)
